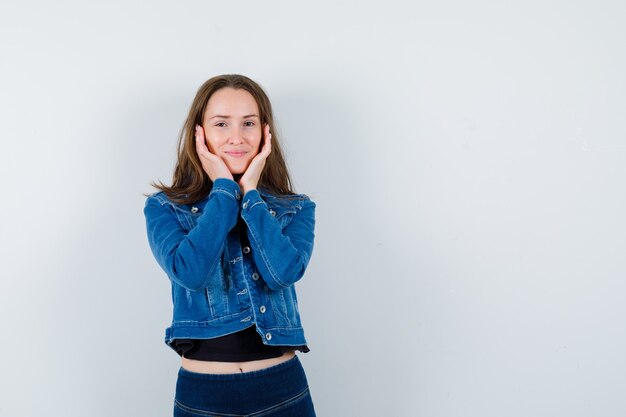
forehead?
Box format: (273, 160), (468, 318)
(205, 87), (259, 116)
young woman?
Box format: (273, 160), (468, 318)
(144, 74), (317, 416)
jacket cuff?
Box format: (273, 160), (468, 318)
(210, 178), (243, 202)
(241, 189), (267, 212)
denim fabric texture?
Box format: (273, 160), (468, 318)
(174, 355), (316, 416)
(144, 178), (316, 351)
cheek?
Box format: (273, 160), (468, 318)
(205, 136), (222, 152)
(254, 134), (263, 149)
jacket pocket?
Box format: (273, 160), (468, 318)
(204, 260), (229, 319)
(171, 281), (213, 323)
(266, 286), (299, 327)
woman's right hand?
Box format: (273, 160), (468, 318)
(195, 124), (233, 182)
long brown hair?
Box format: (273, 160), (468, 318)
(148, 74), (296, 204)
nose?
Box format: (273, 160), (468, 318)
(228, 127), (244, 144)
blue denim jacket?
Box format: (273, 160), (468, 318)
(143, 178), (315, 352)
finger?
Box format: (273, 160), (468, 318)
(194, 126), (207, 155)
(195, 125), (214, 155)
(263, 133), (272, 154)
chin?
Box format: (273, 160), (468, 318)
(227, 163), (251, 175)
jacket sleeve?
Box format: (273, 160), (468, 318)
(240, 189), (316, 290)
(143, 178), (241, 291)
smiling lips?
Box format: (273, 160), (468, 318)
(225, 151), (247, 158)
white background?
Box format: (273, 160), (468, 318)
(1, 1), (625, 416)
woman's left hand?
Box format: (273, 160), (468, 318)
(239, 124), (272, 195)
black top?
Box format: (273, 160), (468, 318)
(171, 325), (310, 362)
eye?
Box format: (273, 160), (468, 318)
(243, 121), (256, 127)
(215, 122), (226, 127)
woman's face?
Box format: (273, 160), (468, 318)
(202, 87), (263, 175)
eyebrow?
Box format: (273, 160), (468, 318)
(209, 114), (259, 120)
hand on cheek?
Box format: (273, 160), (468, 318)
(239, 124), (272, 195)
(194, 124), (233, 182)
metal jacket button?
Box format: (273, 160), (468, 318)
(191, 206), (199, 213)
(269, 209), (276, 216)
(260, 305), (266, 313)
(265, 332), (272, 340)
(242, 246), (251, 254)
(242, 201), (249, 209)
(252, 273), (259, 281)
